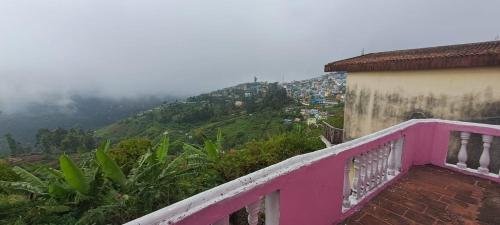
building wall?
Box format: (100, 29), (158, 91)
(344, 67), (500, 140)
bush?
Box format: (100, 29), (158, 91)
(218, 130), (323, 181)
(0, 126), (324, 224)
(108, 138), (152, 174)
(0, 160), (19, 182)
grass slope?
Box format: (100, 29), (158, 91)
(95, 103), (296, 153)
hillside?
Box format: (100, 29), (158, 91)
(96, 82), (299, 153)
(0, 81), (340, 225)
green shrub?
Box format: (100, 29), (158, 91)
(0, 160), (20, 183)
(0, 128), (324, 224)
(218, 130), (323, 181)
(108, 138), (152, 174)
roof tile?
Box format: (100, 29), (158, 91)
(325, 41), (500, 72)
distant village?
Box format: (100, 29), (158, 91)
(205, 72), (346, 103)
(282, 72), (346, 106)
(282, 72), (346, 127)
(201, 72), (347, 127)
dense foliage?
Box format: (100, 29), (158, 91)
(0, 84), (341, 224)
(35, 128), (97, 155)
(218, 127), (324, 181)
(0, 95), (168, 155)
(3, 128), (96, 157)
(0, 127), (323, 224)
(107, 138), (152, 174)
(326, 104), (344, 128)
(0, 160), (20, 183)
(96, 83), (296, 153)
(0, 136), (220, 224)
(4, 134), (32, 156)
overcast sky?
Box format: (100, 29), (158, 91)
(1, 0), (499, 113)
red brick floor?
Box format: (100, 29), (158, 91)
(340, 165), (500, 225)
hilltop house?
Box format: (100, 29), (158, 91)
(325, 41), (500, 141)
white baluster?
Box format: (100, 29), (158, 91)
(342, 158), (351, 208)
(265, 191), (280, 225)
(395, 137), (404, 172)
(213, 216), (230, 225)
(383, 144), (390, 181)
(363, 153), (371, 194)
(245, 198), (262, 225)
(478, 135), (493, 174)
(377, 148), (384, 185)
(371, 150), (378, 190)
(358, 153), (367, 197)
(378, 145), (385, 184)
(388, 141), (396, 176)
(457, 132), (471, 169)
(365, 151), (372, 191)
(353, 156), (362, 199)
(373, 149), (380, 186)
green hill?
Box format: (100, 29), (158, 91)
(95, 82), (301, 153)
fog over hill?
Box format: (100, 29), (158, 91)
(1, 0), (500, 114)
(1, 0), (500, 154)
(0, 95), (176, 155)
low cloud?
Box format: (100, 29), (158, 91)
(1, 0), (499, 113)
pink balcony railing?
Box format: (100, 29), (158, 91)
(125, 119), (500, 225)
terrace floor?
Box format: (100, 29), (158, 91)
(340, 165), (500, 225)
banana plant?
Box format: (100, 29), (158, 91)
(216, 128), (223, 152)
(155, 135), (169, 164)
(183, 130), (224, 163)
(0, 153), (97, 198)
(96, 141), (126, 188)
(0, 166), (47, 196)
(59, 153), (90, 195)
(0, 134), (223, 224)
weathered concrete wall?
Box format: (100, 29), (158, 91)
(344, 67), (500, 140)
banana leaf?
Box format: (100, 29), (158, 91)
(59, 154), (90, 195)
(216, 129), (223, 152)
(204, 140), (218, 161)
(96, 143), (126, 187)
(0, 181), (45, 194)
(156, 135), (169, 164)
(48, 182), (71, 198)
(12, 167), (46, 188)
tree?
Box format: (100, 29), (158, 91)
(0, 159), (19, 182)
(262, 82), (290, 110)
(36, 128), (96, 155)
(36, 129), (52, 155)
(108, 138), (153, 174)
(5, 134), (21, 156)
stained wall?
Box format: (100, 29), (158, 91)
(344, 67), (500, 140)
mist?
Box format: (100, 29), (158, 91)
(1, 0), (499, 113)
